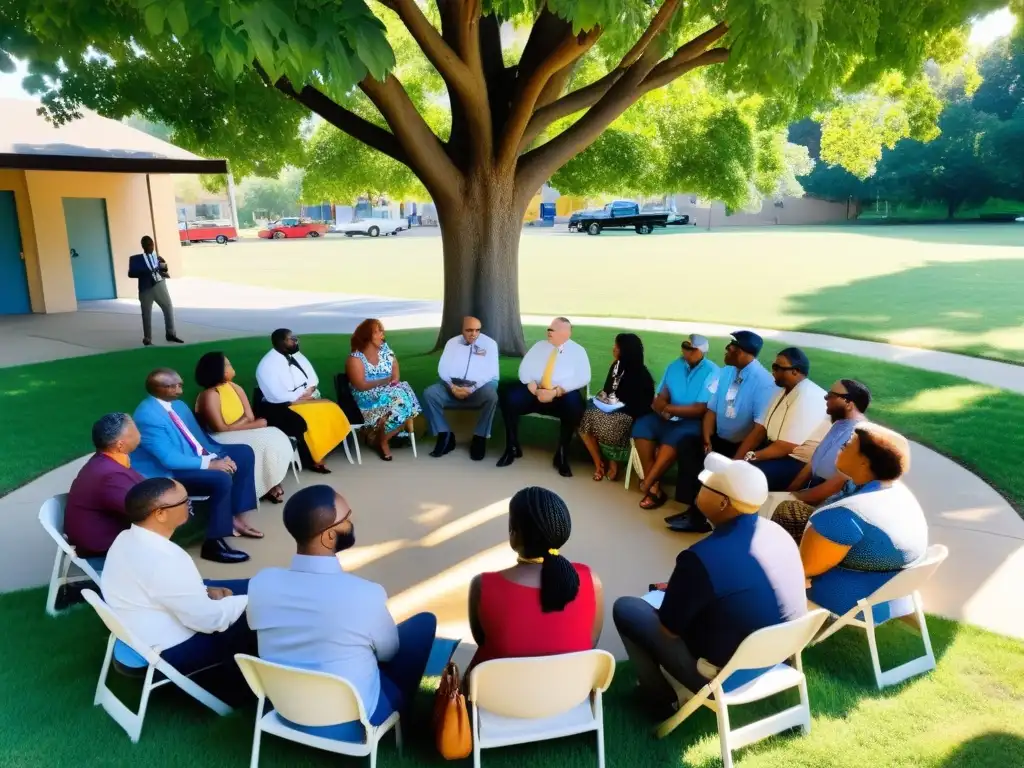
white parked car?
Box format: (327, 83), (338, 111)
(332, 217), (405, 237)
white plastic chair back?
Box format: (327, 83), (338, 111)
(39, 494), (71, 551)
(40, 494), (102, 615)
(81, 590), (163, 667)
(715, 609), (830, 683)
(469, 649), (615, 720)
(861, 544), (948, 604)
(235, 655), (368, 728)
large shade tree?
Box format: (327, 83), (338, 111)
(0, 0), (1007, 353)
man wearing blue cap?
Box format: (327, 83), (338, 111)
(632, 334), (718, 510)
(667, 331), (778, 533)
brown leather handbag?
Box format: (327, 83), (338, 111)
(433, 662), (472, 759)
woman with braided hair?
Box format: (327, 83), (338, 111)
(465, 486), (604, 675)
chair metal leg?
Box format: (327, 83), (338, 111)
(45, 550), (65, 616)
(716, 701), (735, 768)
(250, 697), (265, 768)
(342, 437), (354, 465)
(353, 430), (363, 465)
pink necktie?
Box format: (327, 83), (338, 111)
(168, 409), (208, 456)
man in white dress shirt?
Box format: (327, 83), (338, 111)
(254, 328), (337, 473)
(734, 347), (830, 491)
(421, 316), (500, 461)
(247, 485), (437, 738)
(101, 478), (256, 693)
(497, 317), (591, 477)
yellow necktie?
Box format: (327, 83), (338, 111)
(540, 347), (559, 389)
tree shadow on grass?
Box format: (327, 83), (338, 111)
(786, 259), (1024, 363)
(940, 732), (1024, 768)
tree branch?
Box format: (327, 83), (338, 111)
(269, 75), (409, 165)
(641, 47), (730, 92)
(498, 27), (600, 168)
(642, 21), (730, 85)
(359, 74), (462, 200)
(620, 0), (683, 67)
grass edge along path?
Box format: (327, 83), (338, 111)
(1, 326), (1021, 520)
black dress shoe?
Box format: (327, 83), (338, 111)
(166, 335), (185, 344)
(430, 432), (455, 458)
(143, 339), (153, 346)
(470, 435), (486, 461)
(554, 447), (572, 478)
(496, 445), (519, 467)
(667, 512), (713, 534)
(200, 538), (251, 564)
(664, 511), (690, 524)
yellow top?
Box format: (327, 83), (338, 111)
(216, 383), (245, 425)
(102, 452), (130, 469)
(539, 347), (559, 389)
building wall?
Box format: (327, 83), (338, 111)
(0, 171), (182, 314)
(671, 194), (855, 227)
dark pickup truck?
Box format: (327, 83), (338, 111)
(568, 201), (678, 235)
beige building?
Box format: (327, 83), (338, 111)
(0, 99), (226, 315)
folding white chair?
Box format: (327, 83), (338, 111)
(655, 609), (830, 768)
(286, 436), (302, 482)
(811, 543), (948, 690)
(623, 439), (644, 490)
(469, 649), (615, 768)
(234, 654), (401, 768)
(39, 494), (103, 616)
(81, 589), (232, 742)
(348, 418), (417, 465)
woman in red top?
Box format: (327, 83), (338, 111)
(466, 486), (604, 675)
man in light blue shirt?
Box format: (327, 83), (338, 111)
(668, 331), (778, 533)
(247, 485), (437, 741)
(632, 335), (719, 509)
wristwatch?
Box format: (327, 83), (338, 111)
(744, 451), (757, 462)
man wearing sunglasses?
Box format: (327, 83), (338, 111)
(733, 347), (829, 492)
(247, 485), (438, 739)
(101, 478), (257, 691)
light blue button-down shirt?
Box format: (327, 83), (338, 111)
(246, 555), (399, 713)
(707, 359), (779, 443)
(657, 356), (719, 407)
(810, 417), (864, 480)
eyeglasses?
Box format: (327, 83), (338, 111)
(154, 496), (193, 516)
(318, 509), (353, 537)
(771, 363), (797, 372)
(825, 391), (852, 401)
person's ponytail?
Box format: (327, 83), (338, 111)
(539, 548), (581, 613)
(510, 487), (581, 613)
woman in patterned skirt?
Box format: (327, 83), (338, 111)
(578, 333), (655, 481)
(345, 318), (422, 461)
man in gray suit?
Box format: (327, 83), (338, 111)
(127, 235), (184, 347)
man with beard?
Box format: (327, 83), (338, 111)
(770, 379), (871, 541)
(246, 485), (437, 736)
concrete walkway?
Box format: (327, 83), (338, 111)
(1, 277), (1022, 647)
(1, 276), (1022, 395)
(3, 437), (1022, 658)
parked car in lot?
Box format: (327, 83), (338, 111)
(179, 220), (238, 245)
(257, 218), (328, 239)
(568, 200), (670, 235)
(667, 213), (692, 226)
(332, 217), (405, 238)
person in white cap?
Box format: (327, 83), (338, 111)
(612, 453), (806, 718)
(632, 334), (719, 510)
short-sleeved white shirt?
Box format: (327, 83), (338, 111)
(757, 377), (830, 462)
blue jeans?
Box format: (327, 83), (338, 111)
(281, 612), (438, 742)
(159, 579), (256, 676)
(631, 412), (700, 445)
(751, 455), (805, 491)
(422, 380), (499, 437)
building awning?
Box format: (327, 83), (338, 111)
(0, 98), (228, 175)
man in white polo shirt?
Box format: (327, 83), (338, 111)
(734, 347), (829, 491)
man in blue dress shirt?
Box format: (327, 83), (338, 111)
(247, 486), (437, 740)
(632, 334), (718, 509)
(667, 331), (778, 533)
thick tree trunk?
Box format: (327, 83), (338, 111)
(434, 173), (528, 357)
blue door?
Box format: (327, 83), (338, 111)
(0, 191), (31, 315)
(63, 197), (116, 301)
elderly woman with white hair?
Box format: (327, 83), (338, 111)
(801, 423), (928, 623)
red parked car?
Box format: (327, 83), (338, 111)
(257, 217), (328, 239)
(178, 220), (238, 245)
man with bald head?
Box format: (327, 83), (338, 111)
(497, 317), (591, 477)
(247, 485), (437, 737)
(131, 368), (258, 564)
(421, 316), (500, 460)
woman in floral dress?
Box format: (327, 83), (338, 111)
(345, 318), (422, 461)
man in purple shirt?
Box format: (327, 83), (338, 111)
(65, 413), (145, 565)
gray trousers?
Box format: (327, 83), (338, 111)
(421, 380), (499, 437)
(613, 596), (710, 707)
(140, 281), (176, 340)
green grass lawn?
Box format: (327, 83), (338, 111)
(1, 584), (1023, 767)
(2, 327), (1023, 520)
(3, 327), (1024, 765)
(183, 223), (1024, 363)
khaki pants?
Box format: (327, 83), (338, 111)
(140, 281), (176, 341)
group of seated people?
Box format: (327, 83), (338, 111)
(62, 317), (931, 743)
